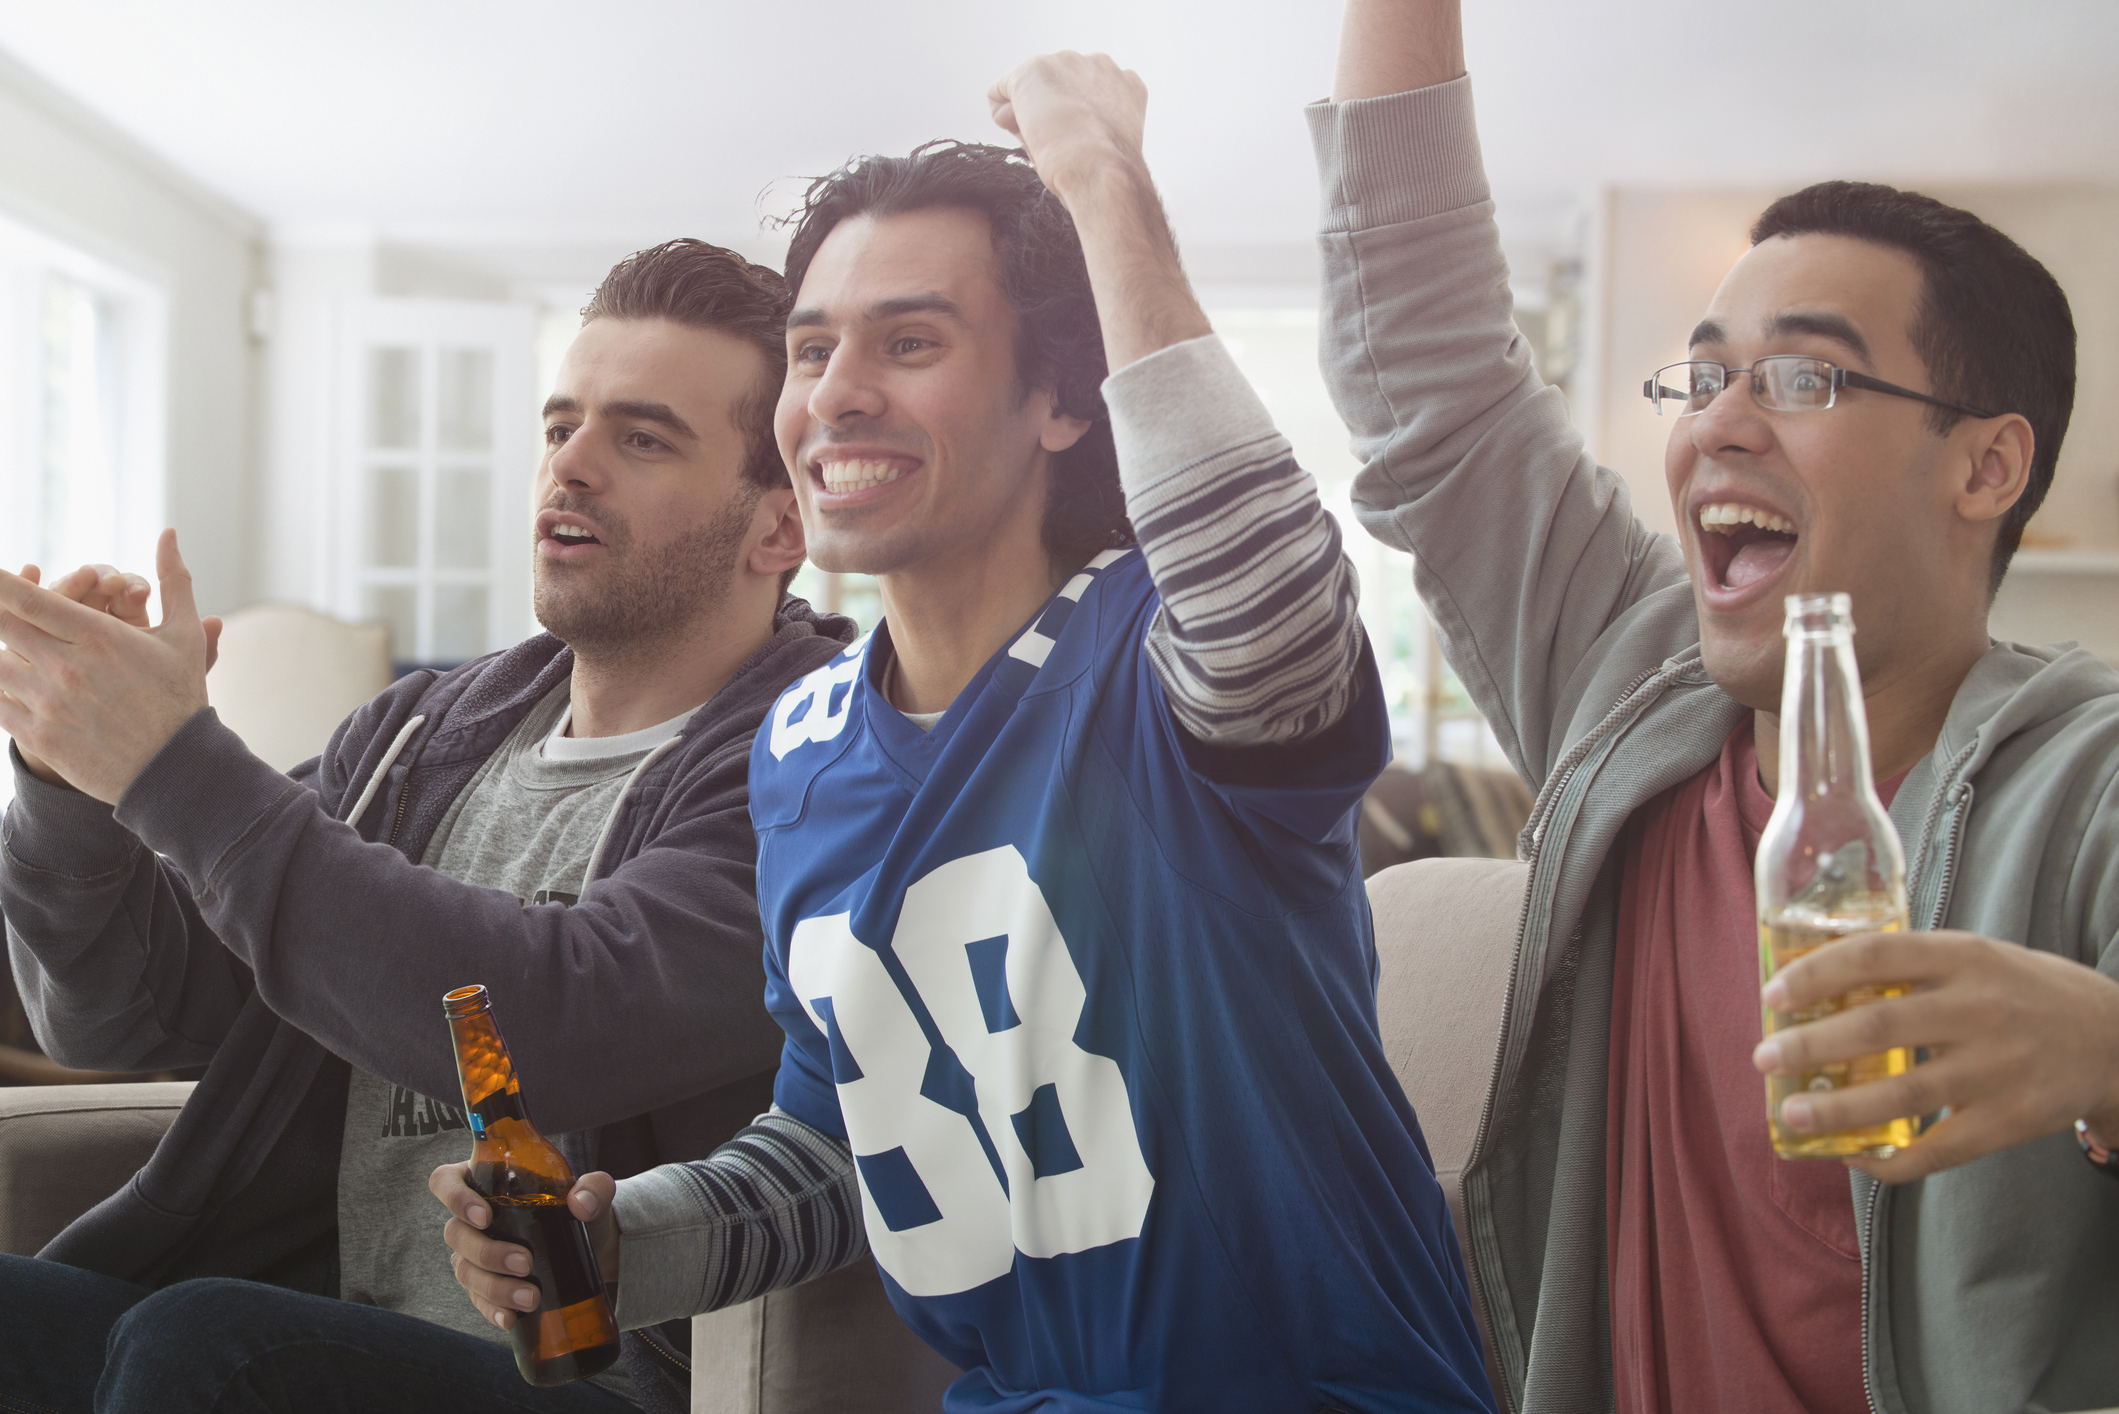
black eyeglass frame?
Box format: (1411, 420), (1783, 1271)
(1642, 357), (2000, 420)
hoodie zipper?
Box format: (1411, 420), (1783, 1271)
(633, 1322), (691, 1376)
(1858, 746), (1973, 1414)
(1464, 662), (1671, 1414)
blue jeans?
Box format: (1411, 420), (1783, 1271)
(0, 1252), (638, 1414)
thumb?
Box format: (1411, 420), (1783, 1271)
(203, 615), (224, 673)
(154, 529), (202, 634)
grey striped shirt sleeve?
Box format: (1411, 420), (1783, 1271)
(608, 1106), (867, 1330)
(1102, 335), (1365, 746)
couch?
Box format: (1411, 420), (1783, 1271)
(0, 857), (1523, 1409)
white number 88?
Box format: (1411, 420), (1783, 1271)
(787, 846), (1155, 1297)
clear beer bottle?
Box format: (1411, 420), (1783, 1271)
(444, 984), (622, 1384)
(1755, 593), (1918, 1159)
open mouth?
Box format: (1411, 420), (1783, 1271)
(536, 509), (608, 559)
(547, 520), (602, 548)
(1696, 501), (1798, 595)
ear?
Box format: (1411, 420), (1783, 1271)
(747, 487), (808, 580)
(1038, 389), (1094, 456)
(1953, 412), (2035, 528)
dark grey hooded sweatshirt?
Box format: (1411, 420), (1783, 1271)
(1, 596), (856, 1411)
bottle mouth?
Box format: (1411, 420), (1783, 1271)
(442, 984), (491, 1018)
(1783, 590), (1854, 639)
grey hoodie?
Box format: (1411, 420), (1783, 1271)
(1, 597), (856, 1412)
(1309, 77), (2119, 1414)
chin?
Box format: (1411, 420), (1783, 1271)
(1698, 629), (1784, 714)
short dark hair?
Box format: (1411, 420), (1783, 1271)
(781, 140), (1133, 570)
(582, 239), (792, 495)
(1749, 182), (2076, 593)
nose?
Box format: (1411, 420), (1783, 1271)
(543, 424), (609, 495)
(806, 344), (885, 428)
(1686, 369), (1774, 457)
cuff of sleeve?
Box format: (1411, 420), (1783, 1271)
(1306, 74), (1489, 233)
(610, 1166), (725, 1330)
(3, 741), (138, 877)
(1102, 335), (1283, 499)
(112, 708), (305, 896)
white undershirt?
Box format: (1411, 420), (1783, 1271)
(542, 701), (697, 761)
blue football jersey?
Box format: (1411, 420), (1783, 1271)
(751, 549), (1494, 1414)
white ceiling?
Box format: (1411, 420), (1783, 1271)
(2, 0), (2115, 262)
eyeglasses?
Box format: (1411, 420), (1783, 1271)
(1642, 356), (1999, 419)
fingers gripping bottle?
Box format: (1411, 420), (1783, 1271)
(1755, 594), (1917, 1160)
(444, 984), (621, 1384)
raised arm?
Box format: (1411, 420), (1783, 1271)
(1312, 0), (1691, 784)
(1333, 0), (1464, 100)
(990, 53), (1365, 746)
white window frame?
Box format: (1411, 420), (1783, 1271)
(0, 209), (168, 598)
(329, 297), (536, 664)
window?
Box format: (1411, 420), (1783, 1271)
(0, 214), (168, 815)
(334, 300), (535, 666)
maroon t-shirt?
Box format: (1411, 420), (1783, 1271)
(1607, 720), (1907, 1414)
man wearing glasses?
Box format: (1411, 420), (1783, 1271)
(1314, 1), (2119, 1412)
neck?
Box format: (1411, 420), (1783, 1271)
(1754, 622), (1990, 797)
(876, 534), (1067, 716)
(564, 589), (779, 738)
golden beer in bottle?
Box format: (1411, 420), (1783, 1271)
(444, 984), (621, 1385)
(1755, 594), (1918, 1160)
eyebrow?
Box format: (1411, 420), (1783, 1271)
(1764, 311), (1872, 365)
(540, 394), (697, 441)
(1686, 312), (1874, 366)
(786, 292), (971, 332)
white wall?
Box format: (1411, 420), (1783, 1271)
(0, 49), (263, 615)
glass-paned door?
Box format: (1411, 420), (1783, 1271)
(334, 300), (535, 665)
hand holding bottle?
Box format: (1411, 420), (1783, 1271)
(432, 1161), (620, 1330)
(1755, 929), (2119, 1183)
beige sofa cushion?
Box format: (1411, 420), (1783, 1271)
(1368, 855), (1527, 1392)
(0, 1082), (193, 1257)
(209, 603), (393, 772)
(691, 1257), (959, 1414)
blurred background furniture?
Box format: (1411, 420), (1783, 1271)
(0, 1081), (193, 1256)
(1358, 762), (1534, 876)
(208, 603), (395, 772)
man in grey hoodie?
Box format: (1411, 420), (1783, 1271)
(0, 239), (853, 1413)
(1311, 2), (2119, 1412)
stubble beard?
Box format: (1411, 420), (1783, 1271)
(533, 491), (759, 667)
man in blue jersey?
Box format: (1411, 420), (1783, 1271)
(440, 52), (1494, 1413)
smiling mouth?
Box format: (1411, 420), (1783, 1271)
(1697, 501), (1798, 594)
(814, 458), (909, 494)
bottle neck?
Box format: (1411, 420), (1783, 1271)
(447, 1007), (533, 1140)
(1778, 629), (1879, 805)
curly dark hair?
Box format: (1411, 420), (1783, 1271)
(780, 140), (1133, 569)
(581, 238), (792, 495)
(1751, 183), (2075, 595)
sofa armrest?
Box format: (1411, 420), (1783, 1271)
(0, 1082), (194, 1257)
(691, 1257), (958, 1414)
(1368, 855), (1528, 1400)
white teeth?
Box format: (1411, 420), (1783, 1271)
(818, 459), (907, 493)
(551, 522), (597, 540)
(1698, 502), (1795, 536)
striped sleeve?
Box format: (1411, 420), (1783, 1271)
(607, 1106), (867, 1330)
(1102, 335), (1365, 745)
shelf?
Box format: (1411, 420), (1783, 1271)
(2008, 549), (2119, 576)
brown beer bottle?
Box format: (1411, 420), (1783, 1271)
(444, 984), (621, 1385)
